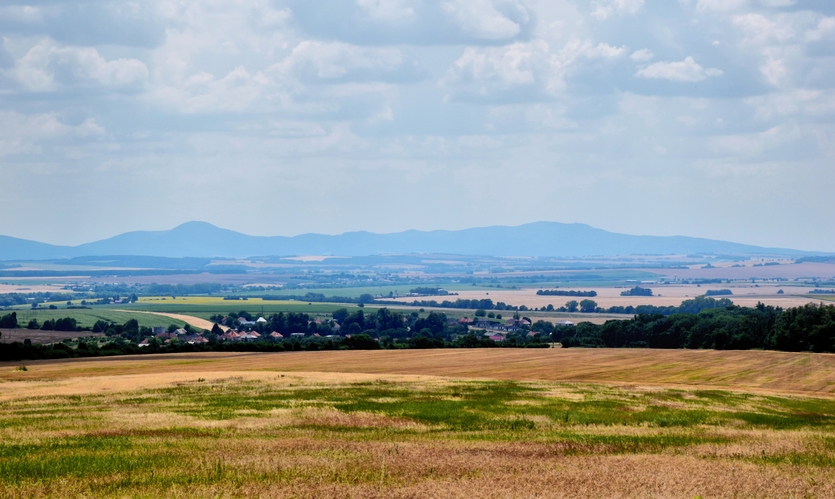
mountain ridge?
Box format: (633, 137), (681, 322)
(0, 221), (822, 261)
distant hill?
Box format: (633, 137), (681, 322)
(0, 221), (820, 260)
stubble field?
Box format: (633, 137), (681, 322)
(2, 349), (835, 498)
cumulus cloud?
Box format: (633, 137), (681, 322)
(696, 0), (748, 13)
(0, 111), (104, 157)
(5, 40), (148, 91)
(591, 0), (644, 21)
(630, 48), (654, 62)
(271, 41), (411, 82)
(442, 39), (626, 101)
(356, 0), (416, 22)
(442, 0), (530, 40)
(635, 57), (723, 82)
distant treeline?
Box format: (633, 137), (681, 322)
(0, 313), (84, 332)
(0, 292), (77, 308)
(145, 283), (224, 295)
(410, 287), (451, 296)
(537, 290), (597, 297)
(705, 289), (733, 296)
(379, 298), (520, 311)
(620, 286), (652, 297)
(559, 303), (835, 353)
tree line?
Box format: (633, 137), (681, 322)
(558, 303), (835, 352)
(537, 290), (597, 297)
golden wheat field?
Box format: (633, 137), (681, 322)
(2, 349), (835, 498)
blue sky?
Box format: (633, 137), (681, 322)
(1, 0), (833, 250)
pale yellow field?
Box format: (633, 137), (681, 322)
(396, 284), (830, 310)
(0, 283), (75, 294)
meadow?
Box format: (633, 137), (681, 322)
(2, 349), (835, 497)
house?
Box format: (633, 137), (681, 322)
(238, 319), (256, 326)
(555, 320), (575, 327)
(221, 331), (243, 341)
(488, 334), (505, 342)
(331, 323), (341, 333)
(174, 328), (188, 336)
(290, 332), (305, 338)
(458, 317), (474, 325)
(155, 331), (177, 340)
(138, 338), (151, 347)
(151, 326), (166, 335)
(256, 317), (267, 324)
(183, 335), (209, 345)
(269, 331), (283, 339)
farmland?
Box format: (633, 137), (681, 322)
(2, 350), (835, 497)
(6, 309), (187, 331)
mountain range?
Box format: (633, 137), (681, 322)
(0, 221), (820, 261)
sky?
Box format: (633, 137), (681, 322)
(1, 0), (834, 251)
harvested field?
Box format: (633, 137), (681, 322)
(403, 284), (831, 310)
(0, 329), (104, 345)
(5, 348), (835, 395)
(2, 356), (835, 498)
(4, 350), (835, 498)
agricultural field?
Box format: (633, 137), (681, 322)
(6, 309), (187, 331)
(412, 283), (830, 310)
(2, 350), (835, 497)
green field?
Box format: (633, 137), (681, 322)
(9, 309), (187, 330)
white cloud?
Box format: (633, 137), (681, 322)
(0, 111), (104, 157)
(356, 0), (415, 22)
(591, 0), (645, 21)
(806, 17), (835, 41)
(442, 39), (626, 99)
(630, 48), (654, 62)
(635, 57), (723, 82)
(272, 41), (406, 81)
(442, 0), (527, 40)
(732, 14), (795, 44)
(696, 0), (748, 13)
(6, 39), (148, 92)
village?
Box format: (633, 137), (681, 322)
(135, 311), (572, 347)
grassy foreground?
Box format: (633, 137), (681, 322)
(2, 351), (835, 497)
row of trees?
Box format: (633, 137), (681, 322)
(537, 290), (598, 297)
(559, 303), (835, 352)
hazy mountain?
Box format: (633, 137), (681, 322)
(0, 221), (817, 261)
